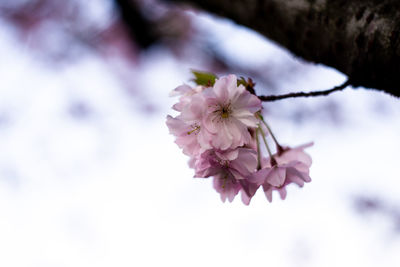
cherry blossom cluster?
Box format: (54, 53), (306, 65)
(166, 74), (312, 205)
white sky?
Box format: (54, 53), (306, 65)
(0, 8), (400, 267)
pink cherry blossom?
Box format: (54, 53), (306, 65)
(212, 174), (243, 203)
(166, 92), (213, 155)
(202, 74), (262, 150)
(250, 143), (313, 202)
(167, 73), (314, 205)
(166, 115), (206, 156)
(193, 148), (259, 204)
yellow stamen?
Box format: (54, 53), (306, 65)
(222, 174), (228, 189)
(221, 111), (229, 118)
(187, 125), (200, 135)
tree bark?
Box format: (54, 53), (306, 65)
(170, 0), (400, 97)
(114, 0), (160, 49)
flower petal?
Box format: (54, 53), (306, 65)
(266, 167), (286, 187)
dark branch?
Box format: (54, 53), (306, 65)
(258, 80), (350, 101)
(113, 0), (159, 49)
(168, 0), (400, 98)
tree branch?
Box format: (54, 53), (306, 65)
(168, 0), (400, 98)
(114, 0), (159, 49)
(258, 80), (350, 101)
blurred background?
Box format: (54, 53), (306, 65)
(0, 0), (399, 266)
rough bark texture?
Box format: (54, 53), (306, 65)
(170, 0), (400, 97)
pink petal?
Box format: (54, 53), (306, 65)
(278, 188), (287, 200)
(225, 74), (239, 95)
(287, 166), (311, 183)
(230, 169), (245, 180)
(213, 77), (230, 103)
(165, 115), (186, 136)
(203, 113), (219, 134)
(215, 149), (239, 161)
(262, 184), (273, 202)
(233, 91), (261, 113)
(249, 167), (272, 185)
(232, 148), (257, 174)
(241, 190), (251, 205)
(231, 109), (259, 127)
(266, 167), (286, 187)
(196, 129), (212, 151)
(169, 84), (192, 96)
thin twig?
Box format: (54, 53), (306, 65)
(258, 80), (351, 101)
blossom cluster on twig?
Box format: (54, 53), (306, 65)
(166, 73), (313, 205)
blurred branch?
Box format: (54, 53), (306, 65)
(354, 195), (400, 233)
(113, 0), (159, 49)
(168, 0), (400, 98)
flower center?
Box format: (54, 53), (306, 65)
(221, 106), (230, 118)
(217, 159), (230, 167)
(211, 102), (232, 123)
(217, 103), (232, 119)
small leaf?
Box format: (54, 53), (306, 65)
(191, 70), (218, 86)
(237, 76), (247, 87)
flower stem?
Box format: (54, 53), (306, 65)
(256, 128), (262, 170)
(258, 114), (284, 153)
(258, 125), (273, 158)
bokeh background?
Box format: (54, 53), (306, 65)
(0, 0), (399, 266)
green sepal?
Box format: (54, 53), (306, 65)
(237, 76), (247, 87)
(191, 70), (218, 87)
